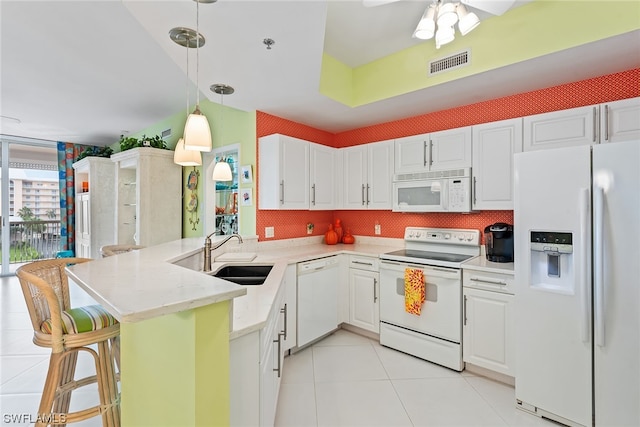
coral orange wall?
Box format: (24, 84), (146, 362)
(256, 68), (639, 242)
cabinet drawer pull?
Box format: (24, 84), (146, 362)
(470, 276), (507, 286)
(352, 260), (374, 266)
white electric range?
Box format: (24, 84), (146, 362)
(379, 227), (480, 371)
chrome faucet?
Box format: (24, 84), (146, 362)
(203, 232), (243, 272)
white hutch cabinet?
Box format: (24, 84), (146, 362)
(110, 147), (181, 247)
(72, 157), (116, 259)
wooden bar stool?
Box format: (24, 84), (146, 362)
(100, 245), (145, 258)
(16, 258), (120, 427)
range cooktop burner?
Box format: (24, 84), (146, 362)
(380, 227), (481, 268)
(383, 249), (474, 264)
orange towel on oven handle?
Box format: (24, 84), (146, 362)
(404, 267), (425, 315)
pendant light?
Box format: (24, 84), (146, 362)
(182, 0), (212, 152)
(210, 84), (234, 181)
(171, 27), (202, 166)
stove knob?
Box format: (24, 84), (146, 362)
(444, 233), (451, 240)
(457, 234), (464, 241)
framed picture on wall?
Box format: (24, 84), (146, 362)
(241, 188), (253, 206)
(241, 165), (253, 184)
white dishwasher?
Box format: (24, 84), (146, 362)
(297, 255), (339, 347)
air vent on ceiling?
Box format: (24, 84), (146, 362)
(428, 49), (470, 76)
(161, 128), (172, 139)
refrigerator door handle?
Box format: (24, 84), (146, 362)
(579, 188), (591, 343)
(594, 185), (605, 347)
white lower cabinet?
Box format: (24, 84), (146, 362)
(348, 255), (380, 334)
(462, 269), (515, 377)
(230, 281), (286, 426)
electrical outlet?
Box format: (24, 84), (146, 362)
(265, 226), (275, 238)
(375, 223), (381, 235)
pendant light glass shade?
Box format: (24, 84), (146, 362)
(183, 107), (212, 152)
(212, 160), (232, 181)
(414, 0), (481, 47)
(174, 138), (202, 166)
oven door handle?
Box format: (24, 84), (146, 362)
(380, 261), (460, 279)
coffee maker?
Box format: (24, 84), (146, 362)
(484, 223), (514, 263)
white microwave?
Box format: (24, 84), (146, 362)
(392, 168), (473, 213)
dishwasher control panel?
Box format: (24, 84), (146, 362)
(297, 255), (339, 273)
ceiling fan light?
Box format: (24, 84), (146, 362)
(174, 138), (202, 166)
(413, 4), (437, 40)
(457, 4), (480, 36)
(212, 159), (233, 181)
(183, 107), (212, 152)
(436, 2), (458, 28)
(435, 25), (455, 49)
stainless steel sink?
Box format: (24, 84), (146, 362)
(210, 264), (273, 285)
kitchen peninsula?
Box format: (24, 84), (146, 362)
(65, 237), (246, 427)
(65, 235), (401, 426)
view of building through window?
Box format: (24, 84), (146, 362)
(1, 142), (61, 274)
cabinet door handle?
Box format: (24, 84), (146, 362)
(366, 184), (370, 205)
(361, 184), (366, 206)
(473, 177), (477, 206)
(593, 106), (598, 143)
(373, 278), (378, 303)
(430, 140), (434, 167)
(469, 277), (507, 286)
(604, 104), (609, 142)
(280, 180), (284, 204)
(311, 184), (316, 206)
(423, 140), (428, 166)
(280, 304), (287, 340)
(463, 295), (468, 326)
(273, 334), (282, 378)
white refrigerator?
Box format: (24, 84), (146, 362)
(514, 141), (640, 427)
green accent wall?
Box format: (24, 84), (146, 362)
(322, 0), (640, 107)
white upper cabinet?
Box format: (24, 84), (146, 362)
(472, 118), (523, 210)
(600, 97), (640, 144)
(343, 140), (394, 210)
(394, 134), (428, 174)
(524, 98), (640, 151)
(523, 105), (597, 151)
(430, 127), (472, 171)
(394, 127), (471, 175)
(309, 142), (341, 210)
(259, 134), (310, 210)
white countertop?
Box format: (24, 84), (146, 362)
(462, 255), (515, 275)
(65, 237), (247, 323)
(66, 235), (402, 339)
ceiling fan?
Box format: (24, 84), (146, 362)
(363, 0), (517, 16)
(364, 0), (518, 48)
